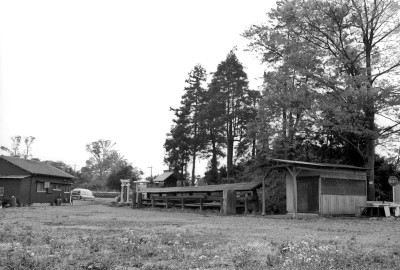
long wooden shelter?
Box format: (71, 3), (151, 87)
(139, 182), (262, 214)
(262, 159), (368, 216)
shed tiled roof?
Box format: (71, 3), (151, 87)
(1, 156), (75, 178)
(153, 171), (174, 182)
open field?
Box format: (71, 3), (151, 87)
(1, 198), (400, 269)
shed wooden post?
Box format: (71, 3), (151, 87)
(131, 191), (137, 208)
(223, 190), (236, 215)
(292, 166), (298, 216)
(262, 176), (266, 215)
(137, 192), (142, 208)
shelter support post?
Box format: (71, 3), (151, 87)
(223, 190), (236, 215)
(137, 193), (142, 208)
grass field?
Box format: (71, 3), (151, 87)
(1, 198), (400, 269)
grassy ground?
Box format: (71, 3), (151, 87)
(1, 198), (400, 269)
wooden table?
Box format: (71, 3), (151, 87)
(356, 201), (400, 217)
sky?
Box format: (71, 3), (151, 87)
(0, 0), (276, 178)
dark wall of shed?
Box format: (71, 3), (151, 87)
(164, 177), (178, 187)
(0, 159), (28, 175)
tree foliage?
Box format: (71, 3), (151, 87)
(106, 162), (143, 191)
(83, 139), (125, 187)
(243, 0), (400, 198)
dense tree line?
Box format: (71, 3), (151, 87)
(164, 0), (400, 200)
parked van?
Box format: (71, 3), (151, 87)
(71, 188), (95, 201)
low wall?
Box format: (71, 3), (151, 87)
(92, 191), (119, 198)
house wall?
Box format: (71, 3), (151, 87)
(0, 179), (22, 201)
(30, 175), (71, 204)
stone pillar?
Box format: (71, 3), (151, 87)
(223, 190), (236, 215)
(126, 183), (130, 202)
(120, 182), (124, 202)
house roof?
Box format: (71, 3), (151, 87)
(266, 158), (367, 171)
(153, 171), (174, 182)
(1, 156), (75, 178)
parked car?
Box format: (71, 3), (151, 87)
(71, 188), (95, 201)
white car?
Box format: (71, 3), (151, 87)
(71, 188), (95, 201)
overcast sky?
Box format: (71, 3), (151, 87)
(0, 0), (276, 178)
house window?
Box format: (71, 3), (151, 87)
(0, 187), (4, 196)
(52, 184), (62, 191)
(37, 182), (45, 192)
(63, 185), (71, 193)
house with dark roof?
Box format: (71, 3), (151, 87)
(153, 170), (178, 187)
(0, 156), (74, 206)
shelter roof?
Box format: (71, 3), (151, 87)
(1, 156), (75, 178)
(143, 182), (262, 194)
(153, 171), (174, 182)
(266, 158), (367, 171)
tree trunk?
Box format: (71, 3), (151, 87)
(282, 107), (288, 159)
(227, 122), (234, 178)
(191, 151), (196, 186)
(210, 129), (219, 183)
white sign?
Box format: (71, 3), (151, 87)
(388, 176), (399, 187)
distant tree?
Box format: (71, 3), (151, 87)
(164, 109), (191, 183)
(208, 50), (255, 178)
(22, 136), (35, 159)
(45, 160), (75, 175)
(199, 87), (226, 183)
(84, 139), (125, 186)
(106, 162), (143, 190)
(181, 64), (208, 185)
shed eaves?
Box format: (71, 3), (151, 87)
(1, 156), (75, 178)
(267, 158), (367, 171)
(0, 175), (30, 179)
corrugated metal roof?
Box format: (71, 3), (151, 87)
(268, 158), (367, 170)
(153, 171), (174, 182)
(1, 156), (75, 178)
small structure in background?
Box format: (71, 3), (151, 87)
(0, 156), (74, 206)
(153, 170), (178, 187)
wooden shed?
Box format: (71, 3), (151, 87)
(0, 156), (74, 206)
(262, 159), (367, 215)
(153, 170), (178, 187)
